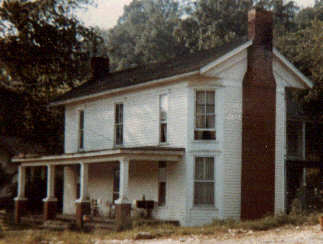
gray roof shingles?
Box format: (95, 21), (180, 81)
(53, 37), (249, 104)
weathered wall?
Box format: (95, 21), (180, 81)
(64, 83), (187, 153)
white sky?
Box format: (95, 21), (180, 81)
(78, 0), (316, 30)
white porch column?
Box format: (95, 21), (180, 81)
(116, 158), (130, 204)
(63, 166), (77, 214)
(15, 165), (27, 200)
(78, 162), (89, 202)
(44, 164), (57, 201)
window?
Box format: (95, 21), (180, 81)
(194, 157), (215, 206)
(79, 110), (84, 149)
(159, 94), (168, 143)
(195, 90), (216, 140)
(115, 103), (124, 146)
(158, 161), (167, 206)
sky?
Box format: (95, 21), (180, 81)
(78, 0), (316, 30)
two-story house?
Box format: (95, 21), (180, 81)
(12, 9), (316, 227)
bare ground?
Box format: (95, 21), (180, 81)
(93, 225), (323, 244)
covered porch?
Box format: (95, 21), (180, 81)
(12, 147), (184, 229)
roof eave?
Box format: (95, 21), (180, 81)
(49, 70), (200, 107)
(200, 40), (253, 74)
(273, 48), (314, 89)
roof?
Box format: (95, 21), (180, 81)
(52, 37), (249, 105)
(12, 146), (185, 165)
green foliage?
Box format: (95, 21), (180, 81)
(276, 18), (323, 119)
(0, 0), (103, 151)
(103, 0), (187, 71)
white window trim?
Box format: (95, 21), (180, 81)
(193, 156), (216, 208)
(114, 103), (124, 147)
(159, 93), (168, 145)
(194, 89), (216, 141)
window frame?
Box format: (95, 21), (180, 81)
(193, 156), (215, 207)
(194, 89), (216, 141)
(78, 110), (85, 150)
(114, 103), (124, 146)
(159, 94), (168, 144)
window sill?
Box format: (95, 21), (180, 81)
(192, 140), (219, 144)
(159, 142), (169, 146)
(191, 206), (218, 211)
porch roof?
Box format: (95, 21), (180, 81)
(11, 146), (185, 166)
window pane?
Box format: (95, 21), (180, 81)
(205, 158), (214, 180)
(196, 104), (204, 114)
(195, 158), (204, 180)
(79, 110), (84, 149)
(116, 125), (123, 145)
(206, 91), (215, 104)
(206, 115), (215, 128)
(196, 91), (205, 105)
(206, 104), (215, 113)
(160, 123), (167, 143)
(115, 104), (123, 123)
(160, 111), (167, 121)
(194, 182), (214, 205)
(160, 94), (168, 113)
(196, 115), (205, 128)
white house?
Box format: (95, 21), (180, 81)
(12, 9), (315, 227)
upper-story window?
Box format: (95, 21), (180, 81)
(195, 90), (216, 140)
(115, 103), (124, 146)
(159, 94), (168, 143)
(79, 110), (85, 150)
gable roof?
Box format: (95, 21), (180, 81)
(51, 37), (249, 106)
(51, 36), (313, 106)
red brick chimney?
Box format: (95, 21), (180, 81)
(91, 57), (110, 79)
(241, 8), (276, 220)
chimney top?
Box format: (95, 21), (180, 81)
(91, 57), (110, 79)
(248, 8), (273, 49)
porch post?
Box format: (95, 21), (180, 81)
(75, 162), (90, 228)
(14, 165), (28, 224)
(43, 164), (57, 221)
(115, 158), (131, 230)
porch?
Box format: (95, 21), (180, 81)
(12, 147), (184, 229)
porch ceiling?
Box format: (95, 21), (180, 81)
(11, 147), (185, 166)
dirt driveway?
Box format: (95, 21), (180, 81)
(94, 225), (323, 244)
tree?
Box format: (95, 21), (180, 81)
(104, 0), (187, 70)
(276, 18), (323, 119)
(174, 0), (253, 52)
(0, 0), (103, 99)
(0, 0), (101, 151)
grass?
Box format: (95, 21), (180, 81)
(0, 212), (321, 244)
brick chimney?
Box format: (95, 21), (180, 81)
(91, 57), (110, 79)
(241, 9), (277, 220)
